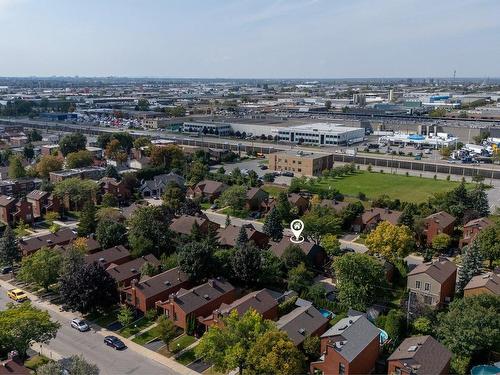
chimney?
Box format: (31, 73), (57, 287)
(208, 279), (215, 288)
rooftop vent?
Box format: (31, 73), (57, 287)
(130, 268), (137, 273)
(203, 294), (210, 300)
(46, 239), (53, 244)
(98, 257), (105, 262)
(298, 328), (305, 335)
(164, 281), (171, 286)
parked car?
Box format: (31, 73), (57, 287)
(259, 165), (268, 170)
(104, 336), (126, 350)
(281, 171), (294, 177)
(7, 288), (28, 302)
(0, 265), (12, 274)
(249, 211), (261, 219)
(210, 203), (218, 210)
(71, 318), (90, 332)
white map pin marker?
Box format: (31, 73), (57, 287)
(290, 219), (305, 244)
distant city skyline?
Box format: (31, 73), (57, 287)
(1, 0), (499, 78)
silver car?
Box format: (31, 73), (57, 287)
(71, 318), (90, 332)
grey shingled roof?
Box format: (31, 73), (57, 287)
(320, 315), (380, 363)
(388, 335), (451, 374)
(277, 305), (328, 346)
(173, 278), (235, 314)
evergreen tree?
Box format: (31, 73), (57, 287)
(469, 184), (490, 217)
(77, 202), (97, 236)
(190, 221), (203, 241)
(276, 192), (292, 223)
(235, 226), (249, 249)
(231, 243), (262, 286)
(457, 242), (483, 295)
(0, 225), (20, 269)
(225, 214), (231, 227)
(262, 207), (283, 242)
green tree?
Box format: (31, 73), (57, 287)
(18, 247), (62, 291)
(235, 226), (249, 249)
(53, 178), (98, 211)
(162, 182), (185, 212)
(188, 160), (209, 185)
(8, 155), (26, 178)
(27, 129), (42, 142)
(37, 355), (99, 375)
(157, 315), (177, 350)
(246, 330), (305, 375)
(101, 192), (118, 207)
(282, 245), (307, 270)
(457, 242), (483, 295)
(432, 233), (452, 254)
(195, 309), (275, 375)
(262, 207), (283, 242)
(117, 305), (134, 327)
(412, 316), (432, 335)
(59, 262), (119, 314)
(333, 253), (387, 310)
(136, 98), (150, 111)
(0, 225), (20, 269)
(365, 221), (414, 263)
(437, 294), (499, 357)
(104, 164), (120, 180)
(302, 335), (321, 361)
(96, 219), (127, 249)
(231, 243), (262, 286)
(321, 234), (342, 258)
(225, 214), (231, 227)
(59, 246), (85, 279)
(59, 132), (86, 156)
(383, 309), (405, 342)
(77, 202), (97, 236)
(140, 261), (160, 277)
(127, 205), (172, 257)
(287, 262), (313, 293)
(469, 184), (490, 217)
(276, 192), (292, 223)
(133, 136), (151, 149)
(475, 225), (500, 268)
(220, 185), (247, 214)
(36, 155), (63, 178)
(178, 240), (213, 282)
(302, 205), (341, 244)
(23, 143), (34, 161)
(0, 302), (60, 358)
(66, 149), (94, 168)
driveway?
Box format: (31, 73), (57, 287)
(0, 280), (183, 375)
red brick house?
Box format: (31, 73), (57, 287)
(217, 224), (269, 249)
(0, 195), (33, 226)
(277, 304), (329, 347)
(121, 267), (190, 314)
(262, 193), (310, 215)
(187, 180), (227, 202)
(18, 228), (77, 256)
(99, 177), (131, 202)
(26, 190), (62, 218)
(169, 214), (220, 236)
(459, 217), (493, 248)
(422, 211), (456, 245)
(351, 208), (402, 233)
(387, 335), (451, 375)
(0, 353), (30, 375)
(269, 237), (327, 270)
(310, 315), (380, 375)
(407, 258), (457, 307)
(106, 254), (160, 288)
(200, 288), (279, 329)
(85, 245), (132, 269)
(156, 278), (236, 331)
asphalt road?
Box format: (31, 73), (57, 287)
(0, 283), (181, 375)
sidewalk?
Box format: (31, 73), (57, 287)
(0, 278), (198, 375)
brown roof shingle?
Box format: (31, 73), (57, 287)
(408, 259), (457, 284)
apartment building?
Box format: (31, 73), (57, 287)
(268, 150), (334, 177)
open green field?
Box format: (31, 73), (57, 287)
(313, 172), (468, 203)
(262, 184), (287, 197)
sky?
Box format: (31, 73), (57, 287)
(1, 0), (499, 78)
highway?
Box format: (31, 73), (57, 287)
(0, 279), (183, 375)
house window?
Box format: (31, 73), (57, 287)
(126, 294), (132, 302)
(173, 312), (178, 321)
(339, 363), (345, 375)
(415, 280), (421, 289)
(424, 283), (431, 292)
(424, 295), (433, 305)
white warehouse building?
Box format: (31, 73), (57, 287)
(277, 123), (365, 146)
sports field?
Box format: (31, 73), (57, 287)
(313, 171), (467, 203)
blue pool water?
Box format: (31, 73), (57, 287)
(319, 309), (333, 319)
(379, 329), (389, 344)
(471, 365), (500, 375)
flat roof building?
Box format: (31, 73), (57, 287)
(183, 121), (232, 136)
(268, 149), (334, 176)
(277, 123), (365, 146)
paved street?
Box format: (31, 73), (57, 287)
(0, 281), (184, 375)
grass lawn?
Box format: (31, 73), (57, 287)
(200, 202), (211, 210)
(262, 184), (286, 197)
(24, 355), (51, 370)
(132, 325), (162, 345)
(313, 171), (468, 203)
(220, 207), (249, 219)
(170, 334), (196, 354)
(119, 317), (154, 338)
(176, 349), (197, 365)
(91, 310), (119, 328)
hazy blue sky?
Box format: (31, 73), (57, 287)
(1, 0), (499, 78)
